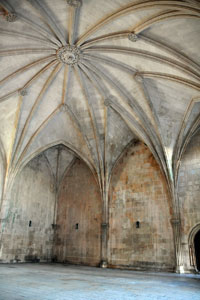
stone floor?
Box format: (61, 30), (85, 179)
(0, 264), (200, 300)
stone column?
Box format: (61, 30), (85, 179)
(100, 189), (109, 268)
(101, 223), (109, 267)
(171, 216), (184, 273)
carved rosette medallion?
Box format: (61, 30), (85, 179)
(128, 32), (138, 42)
(60, 104), (68, 112)
(56, 45), (80, 65)
(104, 98), (112, 107)
(134, 72), (144, 83)
(19, 88), (28, 96)
(66, 0), (82, 8)
(5, 13), (17, 22)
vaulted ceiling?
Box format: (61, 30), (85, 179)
(0, 0), (200, 198)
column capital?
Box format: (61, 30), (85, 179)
(101, 223), (109, 228)
(171, 218), (181, 225)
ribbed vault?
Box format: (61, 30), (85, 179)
(0, 1), (200, 260)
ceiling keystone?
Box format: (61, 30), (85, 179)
(66, 0), (82, 8)
(5, 13), (17, 22)
(128, 32), (138, 42)
(56, 45), (80, 65)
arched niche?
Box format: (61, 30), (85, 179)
(55, 157), (102, 267)
(0, 140), (6, 209)
(0, 149), (56, 263)
(0, 143), (76, 263)
(0, 150), (5, 204)
(108, 140), (174, 271)
(6, 139), (96, 197)
(188, 224), (200, 273)
(177, 130), (200, 273)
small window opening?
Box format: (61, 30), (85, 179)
(29, 220), (32, 227)
(136, 221), (140, 228)
(75, 223), (79, 230)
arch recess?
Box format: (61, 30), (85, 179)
(188, 223), (200, 272)
(6, 140), (98, 197)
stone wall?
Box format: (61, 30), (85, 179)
(178, 131), (200, 272)
(1, 135), (199, 273)
(0, 154), (55, 263)
(0, 152), (4, 203)
(108, 141), (175, 271)
(55, 159), (102, 266)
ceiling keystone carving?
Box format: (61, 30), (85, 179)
(5, 13), (17, 22)
(128, 32), (138, 42)
(66, 0), (82, 8)
(56, 45), (80, 65)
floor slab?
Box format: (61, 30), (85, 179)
(0, 264), (199, 300)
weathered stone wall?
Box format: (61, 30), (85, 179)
(1, 135), (199, 273)
(0, 154), (55, 263)
(178, 131), (200, 272)
(0, 152), (4, 203)
(55, 159), (102, 266)
(108, 141), (175, 271)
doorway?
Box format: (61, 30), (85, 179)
(194, 230), (200, 272)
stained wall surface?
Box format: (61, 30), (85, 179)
(55, 159), (102, 266)
(0, 136), (199, 272)
(0, 153), (4, 202)
(178, 131), (200, 272)
(108, 141), (175, 271)
(0, 154), (55, 263)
